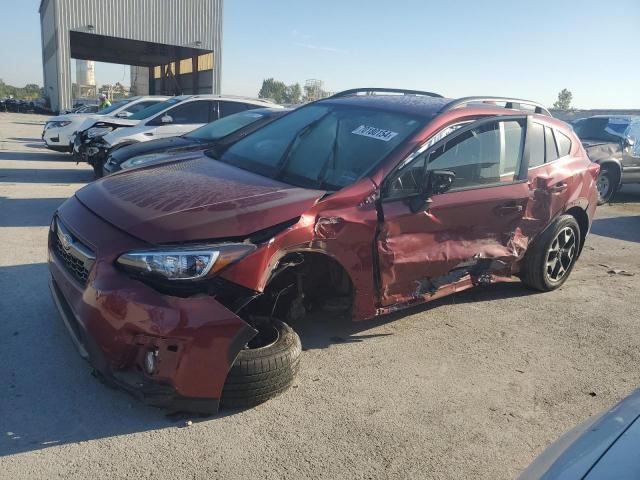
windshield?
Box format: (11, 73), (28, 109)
(186, 110), (268, 141)
(214, 104), (423, 190)
(573, 117), (630, 142)
(98, 99), (132, 116)
(129, 97), (183, 120)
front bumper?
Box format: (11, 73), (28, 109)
(48, 197), (257, 414)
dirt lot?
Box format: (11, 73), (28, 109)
(1, 112), (639, 479)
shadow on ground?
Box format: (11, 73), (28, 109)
(0, 168), (92, 183)
(0, 197), (67, 227)
(0, 151), (70, 162)
(591, 215), (640, 243)
(0, 260), (536, 457)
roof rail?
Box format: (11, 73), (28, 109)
(330, 88), (443, 99)
(440, 97), (552, 117)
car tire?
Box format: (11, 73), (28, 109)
(92, 162), (104, 179)
(521, 214), (581, 292)
(596, 166), (618, 205)
(221, 319), (301, 409)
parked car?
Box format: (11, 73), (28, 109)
(48, 88), (599, 414)
(572, 115), (640, 204)
(42, 96), (169, 152)
(78, 95), (281, 177)
(103, 107), (291, 175)
(520, 388), (640, 479)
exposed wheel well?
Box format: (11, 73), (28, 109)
(248, 251), (354, 322)
(565, 206), (589, 256)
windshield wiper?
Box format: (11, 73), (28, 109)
(274, 113), (329, 179)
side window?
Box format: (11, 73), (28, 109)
(544, 126), (559, 163)
(165, 101), (210, 124)
(385, 153), (428, 199)
(219, 101), (249, 118)
(528, 122), (545, 168)
(426, 120), (524, 190)
(555, 130), (572, 157)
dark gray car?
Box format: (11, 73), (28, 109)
(573, 116), (640, 204)
(520, 388), (640, 479)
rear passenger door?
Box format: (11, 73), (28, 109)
(525, 119), (578, 232)
(377, 116), (530, 306)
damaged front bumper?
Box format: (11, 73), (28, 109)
(48, 199), (257, 414)
(73, 133), (109, 166)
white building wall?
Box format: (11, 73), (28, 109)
(40, 0), (222, 112)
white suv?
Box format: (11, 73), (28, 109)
(41, 96), (169, 152)
(98, 95), (280, 150)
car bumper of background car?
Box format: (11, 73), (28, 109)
(47, 200), (258, 414)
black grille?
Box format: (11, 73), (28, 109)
(52, 223), (93, 286)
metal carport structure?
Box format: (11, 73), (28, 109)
(39, 0), (223, 113)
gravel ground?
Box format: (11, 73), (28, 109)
(1, 112), (639, 480)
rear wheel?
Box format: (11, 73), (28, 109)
(596, 166), (618, 205)
(221, 320), (301, 409)
(521, 215), (581, 291)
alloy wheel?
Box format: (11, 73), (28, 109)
(545, 227), (577, 282)
(596, 172), (610, 201)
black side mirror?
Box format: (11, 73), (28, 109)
(407, 170), (456, 213)
(426, 170), (456, 195)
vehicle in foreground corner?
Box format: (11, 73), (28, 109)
(520, 388), (640, 479)
(77, 95), (281, 177)
(48, 88), (599, 414)
(103, 107), (291, 175)
(572, 115), (640, 204)
(42, 96), (169, 152)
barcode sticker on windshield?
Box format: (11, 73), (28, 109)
(352, 125), (399, 142)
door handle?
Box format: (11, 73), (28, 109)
(494, 203), (524, 216)
(144, 132), (154, 137)
(548, 182), (567, 193)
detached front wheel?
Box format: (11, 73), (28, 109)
(221, 319), (301, 409)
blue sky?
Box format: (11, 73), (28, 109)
(1, 0), (639, 108)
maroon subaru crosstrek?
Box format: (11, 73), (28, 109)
(49, 88), (599, 414)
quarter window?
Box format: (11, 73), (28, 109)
(555, 130), (572, 157)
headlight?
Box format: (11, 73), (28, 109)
(120, 154), (161, 170)
(46, 121), (72, 130)
(87, 126), (113, 138)
(117, 243), (256, 281)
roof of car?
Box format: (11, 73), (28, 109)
(319, 94), (453, 118)
(578, 115), (640, 122)
(179, 94), (280, 107)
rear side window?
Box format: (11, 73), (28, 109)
(528, 122), (545, 168)
(544, 126), (559, 162)
(555, 130), (572, 157)
(219, 101), (249, 118)
(165, 100), (211, 124)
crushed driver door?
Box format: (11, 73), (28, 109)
(376, 116), (530, 307)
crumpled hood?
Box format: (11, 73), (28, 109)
(78, 117), (139, 132)
(75, 155), (325, 244)
(581, 140), (622, 162)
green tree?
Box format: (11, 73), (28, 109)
(553, 88), (573, 111)
(285, 83), (302, 104)
(258, 78), (288, 104)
